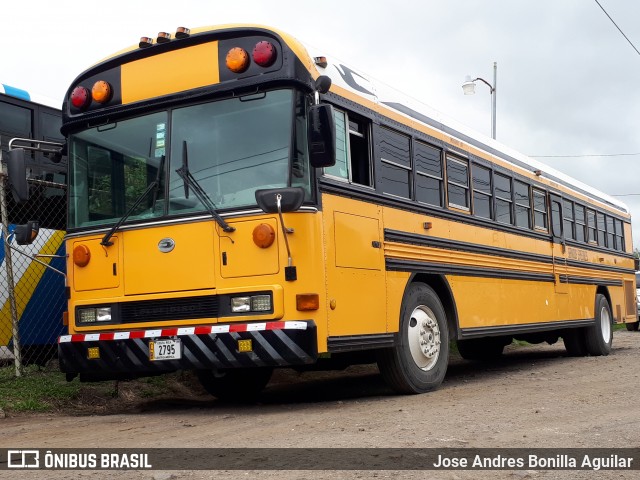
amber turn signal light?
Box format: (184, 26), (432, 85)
(92, 80), (112, 104)
(296, 294), (320, 311)
(73, 244), (91, 267)
(226, 47), (250, 73)
(253, 223), (275, 248)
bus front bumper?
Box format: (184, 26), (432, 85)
(58, 321), (317, 381)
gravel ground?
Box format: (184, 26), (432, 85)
(2, 330), (639, 479)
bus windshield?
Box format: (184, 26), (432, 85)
(68, 89), (310, 230)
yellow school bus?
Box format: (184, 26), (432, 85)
(11, 24), (637, 397)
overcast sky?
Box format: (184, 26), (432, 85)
(2, 0), (639, 250)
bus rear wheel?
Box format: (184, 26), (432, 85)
(196, 367), (273, 401)
(377, 283), (449, 394)
(584, 294), (613, 356)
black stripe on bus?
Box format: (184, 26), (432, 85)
(387, 258), (625, 288)
(565, 259), (635, 276)
(384, 229), (553, 265)
(327, 334), (396, 353)
(459, 318), (595, 339)
(385, 258), (555, 283)
(385, 229), (635, 276)
(567, 277), (623, 287)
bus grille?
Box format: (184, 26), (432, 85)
(120, 296), (219, 323)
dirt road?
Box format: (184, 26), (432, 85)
(2, 330), (640, 479)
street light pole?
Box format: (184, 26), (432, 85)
(491, 61), (497, 140)
(462, 62), (497, 139)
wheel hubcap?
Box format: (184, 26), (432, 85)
(407, 306), (441, 371)
(600, 306), (611, 343)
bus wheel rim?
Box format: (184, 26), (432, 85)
(600, 305), (611, 343)
(407, 306), (441, 371)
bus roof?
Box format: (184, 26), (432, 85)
(1, 83), (61, 110)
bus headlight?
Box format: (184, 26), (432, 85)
(77, 307), (112, 324)
(231, 295), (272, 313)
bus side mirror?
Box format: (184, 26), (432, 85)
(255, 187), (305, 214)
(6, 148), (30, 203)
(308, 104), (336, 168)
(13, 221), (39, 246)
(634, 257), (639, 271)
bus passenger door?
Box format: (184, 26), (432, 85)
(323, 196), (387, 337)
(550, 194), (569, 295)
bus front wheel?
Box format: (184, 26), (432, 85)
(584, 294), (613, 356)
(196, 367), (273, 401)
(377, 283), (449, 394)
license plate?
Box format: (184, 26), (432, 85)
(149, 339), (181, 361)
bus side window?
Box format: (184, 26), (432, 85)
(0, 100), (33, 164)
(325, 108), (372, 187)
(551, 198), (563, 240)
(348, 116), (371, 186)
(379, 126), (411, 198)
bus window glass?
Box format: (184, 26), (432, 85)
(551, 200), (562, 238)
(325, 109), (349, 180)
(68, 112), (168, 229)
(495, 173), (512, 224)
(514, 180), (531, 228)
(415, 142), (442, 206)
(606, 215), (615, 250)
(291, 93), (310, 191)
(169, 89), (302, 214)
(596, 212), (606, 246)
(380, 127), (411, 198)
(574, 204), (586, 242)
(472, 163), (492, 219)
(587, 209), (597, 243)
(0, 102), (33, 161)
(615, 219), (625, 251)
(446, 156), (469, 209)
(348, 115), (372, 186)
(563, 199), (575, 240)
(40, 111), (63, 142)
(0, 101), (31, 135)
(533, 189), (548, 230)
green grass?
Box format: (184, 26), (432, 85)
(0, 364), (201, 415)
(0, 364), (84, 412)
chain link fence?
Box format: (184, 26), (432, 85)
(0, 172), (67, 376)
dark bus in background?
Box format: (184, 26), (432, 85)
(1, 83), (67, 362)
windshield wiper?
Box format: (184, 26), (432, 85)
(101, 155), (165, 247)
(176, 141), (235, 233)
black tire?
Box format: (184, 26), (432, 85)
(625, 321), (639, 332)
(457, 336), (510, 361)
(196, 367), (273, 401)
(562, 328), (588, 357)
(377, 283), (449, 394)
(584, 294), (613, 356)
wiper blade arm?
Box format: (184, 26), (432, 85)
(175, 164), (235, 233)
(101, 179), (160, 247)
